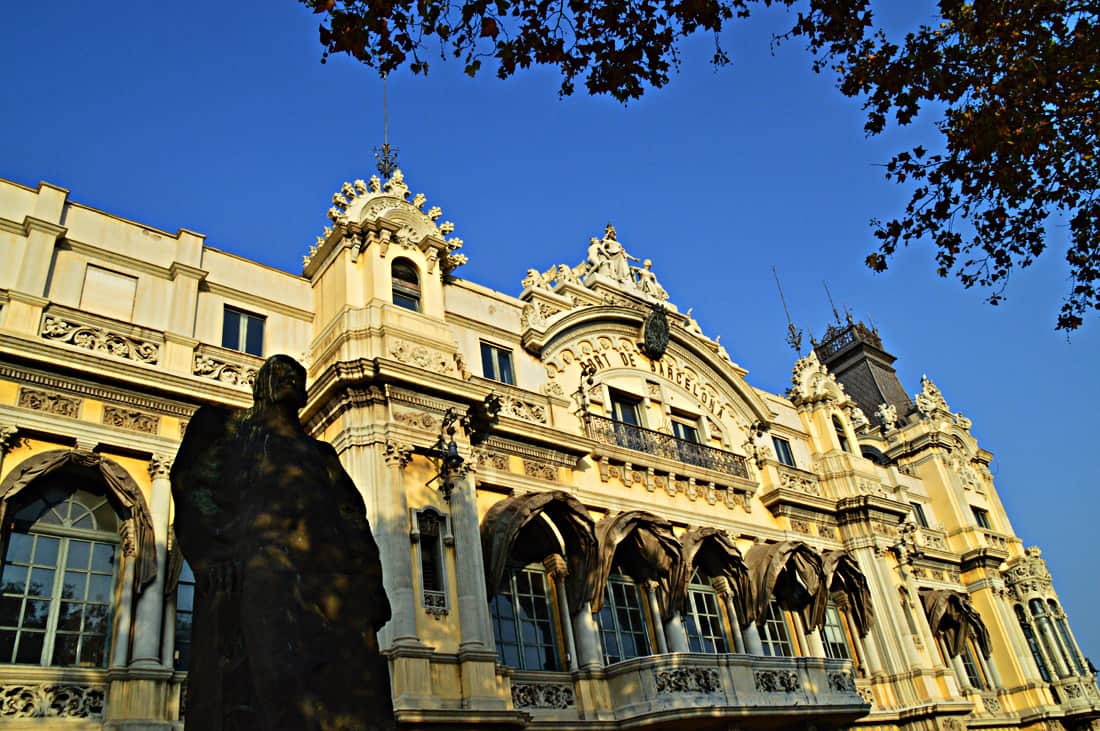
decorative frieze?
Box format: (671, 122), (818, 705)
(754, 670), (800, 693)
(498, 394), (548, 424)
(18, 387), (80, 418)
(523, 460), (558, 481)
(40, 315), (159, 364)
(103, 405), (159, 434)
(655, 668), (721, 694)
(393, 409), (439, 431)
(511, 683), (575, 709)
(778, 466), (820, 496)
(827, 672), (856, 692)
(0, 684), (104, 718)
(193, 354), (257, 387)
(389, 339), (455, 374)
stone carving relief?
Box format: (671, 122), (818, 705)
(102, 405), (159, 434)
(875, 402), (898, 432)
(393, 410), (439, 431)
(778, 467), (821, 496)
(982, 695), (1002, 714)
(1002, 546), (1054, 600)
(389, 340), (455, 374)
(915, 375), (972, 429)
(383, 440), (415, 469)
(148, 454), (173, 480)
(474, 449), (510, 472)
(511, 683), (575, 709)
(849, 405), (870, 431)
(523, 460), (558, 481)
(788, 351), (846, 408)
(655, 668), (721, 694)
(193, 354), (257, 387)
(0, 425), (19, 454)
(0, 684), (104, 719)
(40, 316), (159, 364)
(827, 672), (856, 692)
(18, 387), (80, 418)
(754, 670), (800, 693)
(498, 395), (548, 424)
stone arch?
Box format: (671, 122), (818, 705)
(481, 490), (597, 613)
(592, 511), (683, 621)
(744, 540), (827, 630)
(678, 526), (751, 625)
(0, 449), (157, 592)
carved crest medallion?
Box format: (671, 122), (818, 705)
(641, 303), (669, 360)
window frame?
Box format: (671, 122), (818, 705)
(597, 569), (651, 665)
(221, 305), (266, 357)
(174, 561), (195, 671)
(909, 501), (930, 528)
(391, 259), (422, 312)
(820, 601), (853, 660)
(831, 415), (851, 453)
(684, 570), (729, 654)
(489, 563), (561, 671)
(971, 506), (992, 530)
(759, 599), (794, 657)
(413, 508), (450, 616)
(480, 342), (515, 385)
(772, 436), (796, 467)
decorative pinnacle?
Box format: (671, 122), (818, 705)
(772, 266), (803, 354)
(374, 74), (399, 180)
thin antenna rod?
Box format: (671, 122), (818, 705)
(823, 281), (841, 324)
(383, 75), (389, 147)
(374, 74), (399, 179)
(772, 266), (804, 354)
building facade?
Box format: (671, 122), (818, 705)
(0, 171), (1096, 730)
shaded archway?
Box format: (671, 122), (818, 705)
(678, 526), (751, 625)
(481, 490), (596, 612)
(592, 511), (683, 621)
(745, 540), (827, 630)
(822, 550), (875, 637)
(0, 449), (157, 591)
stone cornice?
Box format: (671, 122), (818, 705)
(23, 216), (67, 239)
(201, 280), (313, 321)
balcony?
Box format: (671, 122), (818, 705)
(585, 414), (749, 479)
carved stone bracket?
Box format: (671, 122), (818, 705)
(511, 683), (575, 709)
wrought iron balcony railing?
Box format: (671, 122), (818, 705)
(585, 414), (750, 479)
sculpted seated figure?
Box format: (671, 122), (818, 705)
(170, 355), (394, 731)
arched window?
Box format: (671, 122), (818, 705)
(759, 599), (794, 657)
(1, 480), (119, 667)
(597, 568), (650, 665)
(1049, 600), (1086, 675)
(684, 569), (728, 654)
(490, 562), (559, 671)
(832, 415), (850, 453)
(174, 561), (195, 671)
(391, 259), (421, 312)
(820, 601), (852, 660)
(1015, 604), (1051, 682)
(959, 638), (989, 690)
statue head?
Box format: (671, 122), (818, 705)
(253, 354), (307, 410)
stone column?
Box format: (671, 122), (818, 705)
(799, 614), (827, 657)
(664, 613), (690, 653)
(130, 455), (172, 666)
(860, 629), (885, 675)
(950, 651), (973, 691)
(573, 603), (603, 669)
(791, 611), (811, 657)
(161, 600), (177, 671)
(977, 649), (1002, 689)
(712, 578), (745, 654)
(110, 539), (136, 668)
(544, 554), (578, 670)
(450, 470), (495, 650)
(1034, 611), (1071, 678)
(742, 622), (765, 656)
(643, 581), (668, 654)
(377, 442), (419, 647)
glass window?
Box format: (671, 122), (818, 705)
(832, 415), (850, 453)
(971, 506), (992, 529)
(821, 602), (852, 659)
(910, 502), (929, 528)
(597, 570), (651, 665)
(222, 306), (265, 356)
(685, 570), (728, 654)
(609, 392), (645, 452)
(759, 600), (794, 657)
(490, 564), (559, 671)
(392, 259), (421, 312)
(772, 437), (796, 467)
(671, 419), (699, 443)
(959, 639), (988, 689)
(1015, 604), (1051, 682)
(1, 485), (118, 668)
(417, 511), (446, 614)
(174, 562), (195, 671)
(1050, 601), (1086, 675)
(480, 343), (514, 385)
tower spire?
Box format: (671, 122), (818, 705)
(823, 281), (842, 324)
(772, 266), (803, 354)
(374, 75), (399, 179)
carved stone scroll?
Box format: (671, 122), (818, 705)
(40, 316), (159, 364)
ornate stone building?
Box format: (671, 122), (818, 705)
(0, 171), (1096, 730)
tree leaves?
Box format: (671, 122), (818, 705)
(301, 0), (1100, 330)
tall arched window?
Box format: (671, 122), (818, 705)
(1049, 600), (1086, 675)
(391, 259), (421, 312)
(832, 415), (851, 453)
(174, 561), (195, 671)
(597, 568), (650, 664)
(1, 479), (119, 667)
(759, 600), (794, 657)
(684, 569), (728, 654)
(820, 601), (853, 660)
(490, 562), (559, 671)
(1015, 604), (1052, 682)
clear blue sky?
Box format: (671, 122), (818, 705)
(4, 2), (1097, 662)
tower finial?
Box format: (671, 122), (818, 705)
(374, 74), (399, 179)
(823, 281), (842, 324)
(772, 266), (803, 354)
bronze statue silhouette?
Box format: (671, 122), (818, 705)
(171, 355), (393, 730)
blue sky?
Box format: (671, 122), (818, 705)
(4, 2), (1098, 662)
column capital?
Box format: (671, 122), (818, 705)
(542, 553), (568, 579)
(0, 425), (19, 455)
(710, 575), (731, 595)
(148, 454), (174, 480)
(383, 439), (415, 468)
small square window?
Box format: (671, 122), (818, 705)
(222, 306), (265, 356)
(772, 437), (796, 467)
(910, 502), (929, 528)
(480, 343), (514, 385)
(971, 506), (992, 529)
(671, 418), (699, 443)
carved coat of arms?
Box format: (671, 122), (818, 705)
(641, 303), (669, 360)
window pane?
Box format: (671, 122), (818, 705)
(52, 633), (79, 666)
(497, 351), (514, 385)
(66, 541), (91, 570)
(62, 571), (85, 600)
(58, 602), (83, 631)
(244, 315), (264, 356)
(222, 308), (241, 350)
(33, 537), (59, 566)
(87, 574), (113, 604)
(1, 565), (27, 593)
(28, 569), (54, 597)
(81, 634), (106, 667)
(15, 631), (44, 664)
(0, 630), (14, 661)
(5, 534), (32, 564)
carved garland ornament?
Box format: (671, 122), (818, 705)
(0, 684), (104, 718)
(103, 405), (159, 434)
(40, 316), (159, 364)
(827, 672), (856, 692)
(511, 683), (575, 709)
(754, 670), (800, 693)
(18, 387), (80, 418)
(655, 668), (721, 694)
(193, 355), (257, 387)
(389, 340), (455, 374)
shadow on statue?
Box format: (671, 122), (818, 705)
(170, 355), (395, 730)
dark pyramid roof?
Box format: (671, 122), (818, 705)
(813, 317), (913, 425)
